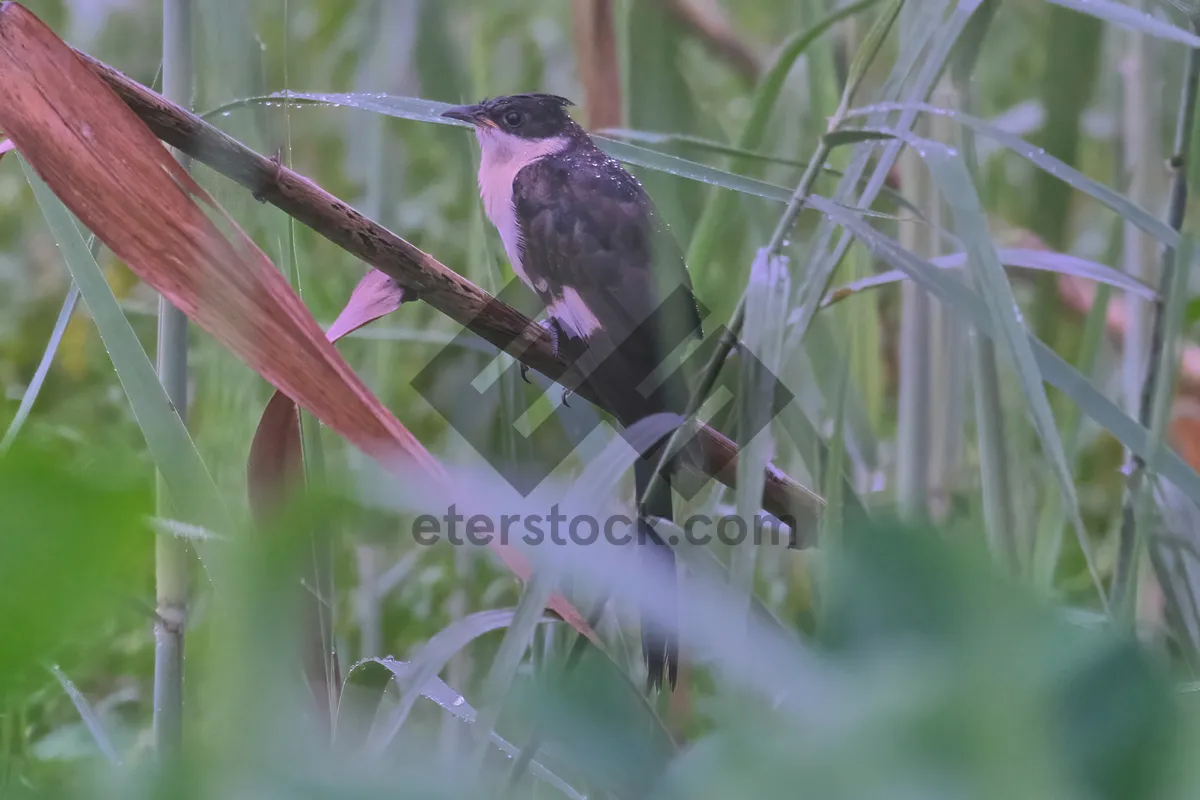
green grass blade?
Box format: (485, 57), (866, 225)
(822, 129), (901, 147)
(1028, 4), (1101, 260)
(468, 571), (558, 769)
(949, 0), (1000, 85)
(804, 191), (1200, 513)
(652, 518), (798, 636)
(971, 330), (1019, 570)
(955, 70), (1012, 569)
(599, 128), (809, 167)
(207, 91), (450, 124)
(0, 284), (79, 452)
(776, 401), (868, 525)
(843, 103), (1179, 247)
(687, 0), (885, 271)
(804, 315), (882, 475)
(1042, 0), (1200, 47)
(415, 670), (585, 799)
(1150, 481), (1200, 655)
(22, 161), (230, 539)
(598, 141), (795, 200)
(837, 0), (907, 118)
(1112, 33), (1200, 616)
(817, 247), (1157, 309)
(572, 414), (685, 504)
(598, 127), (923, 214)
(368, 608), (551, 754)
(1032, 280), (1112, 588)
(48, 664), (120, 767)
(639, 0), (907, 517)
(734, 251), (791, 609)
(224, 91), (934, 218)
(750, 0), (884, 150)
(624, 0), (705, 243)
(223, 90), (807, 204)
(820, 366), (852, 542)
(1120, 237), (1195, 616)
(348, 655), (584, 798)
(786, 0), (979, 358)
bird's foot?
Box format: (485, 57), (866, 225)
(561, 387), (572, 407)
(520, 318), (562, 384)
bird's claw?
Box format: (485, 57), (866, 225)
(547, 320), (571, 405)
(519, 318), (561, 385)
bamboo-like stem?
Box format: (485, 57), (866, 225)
(1111, 29), (1200, 617)
(926, 85), (967, 523)
(895, 135), (933, 517)
(72, 49), (824, 530)
(894, 81), (968, 523)
(953, 69), (1018, 568)
(1120, 23), (1158, 419)
(356, 0), (417, 664)
(153, 0), (193, 756)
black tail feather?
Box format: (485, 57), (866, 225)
(634, 452), (678, 691)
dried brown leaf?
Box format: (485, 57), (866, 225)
(0, 3), (435, 476)
(246, 268), (594, 636)
(247, 390), (304, 522)
(248, 269), (408, 522)
(0, 3), (593, 639)
(326, 269), (407, 342)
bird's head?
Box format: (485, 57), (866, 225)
(441, 93), (581, 143)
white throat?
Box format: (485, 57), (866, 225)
(475, 127), (569, 287)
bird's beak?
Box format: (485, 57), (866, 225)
(441, 104), (484, 125)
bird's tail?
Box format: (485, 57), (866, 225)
(634, 447), (678, 691)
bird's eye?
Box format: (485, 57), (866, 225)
(502, 110), (524, 128)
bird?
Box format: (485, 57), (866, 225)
(442, 93), (703, 690)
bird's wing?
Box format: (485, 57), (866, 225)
(513, 149), (701, 423)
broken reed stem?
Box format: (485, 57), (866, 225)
(70, 49), (824, 533)
(1111, 29), (1200, 616)
(572, 0), (623, 130)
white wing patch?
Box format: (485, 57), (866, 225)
(548, 288), (602, 338)
(475, 128), (569, 289)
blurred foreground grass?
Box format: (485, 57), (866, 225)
(3, 433), (1198, 797)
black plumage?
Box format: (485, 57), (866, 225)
(516, 133), (700, 692)
(512, 137), (702, 423)
(443, 94), (702, 690)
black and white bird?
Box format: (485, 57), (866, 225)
(442, 93), (702, 690)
